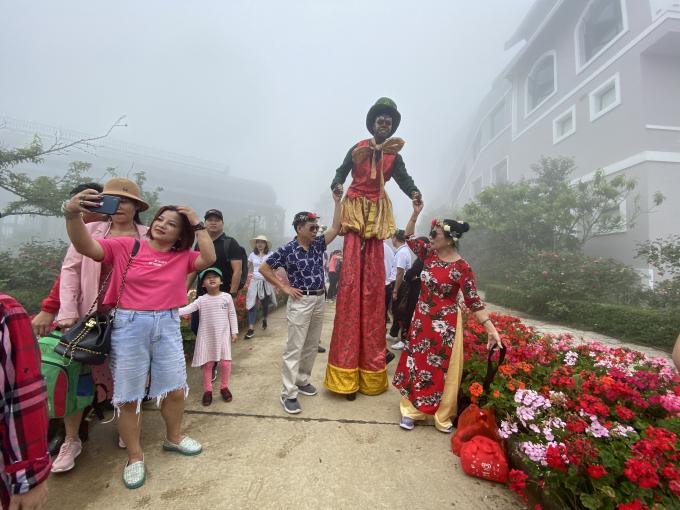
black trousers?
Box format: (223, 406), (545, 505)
(328, 272), (339, 299)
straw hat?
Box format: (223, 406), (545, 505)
(250, 234), (271, 250)
(102, 177), (149, 211)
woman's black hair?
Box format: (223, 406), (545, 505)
(69, 182), (103, 197)
(441, 220), (470, 240)
(147, 205), (195, 251)
(133, 211), (143, 225)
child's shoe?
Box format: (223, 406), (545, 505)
(202, 391), (212, 406)
(220, 387), (233, 402)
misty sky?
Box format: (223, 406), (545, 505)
(0, 0), (533, 224)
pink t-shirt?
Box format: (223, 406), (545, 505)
(98, 237), (200, 310)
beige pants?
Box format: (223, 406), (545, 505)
(282, 294), (325, 399)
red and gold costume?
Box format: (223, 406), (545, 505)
(324, 113), (420, 395)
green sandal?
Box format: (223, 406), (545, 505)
(162, 436), (202, 456)
(123, 458), (146, 489)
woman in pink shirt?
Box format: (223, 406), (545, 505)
(62, 192), (216, 490)
(52, 178), (148, 475)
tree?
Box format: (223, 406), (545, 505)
(1, 118), (162, 221)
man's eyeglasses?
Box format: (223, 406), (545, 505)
(429, 230), (439, 239)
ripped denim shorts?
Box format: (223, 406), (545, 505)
(110, 309), (188, 412)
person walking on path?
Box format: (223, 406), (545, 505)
(179, 268), (238, 406)
(259, 191), (341, 414)
(244, 235), (277, 339)
(1, 293), (51, 510)
(186, 209), (243, 334)
(62, 190), (215, 490)
(325, 97), (422, 401)
(386, 230), (412, 349)
(326, 250), (342, 300)
(51, 178), (149, 474)
(392, 200), (503, 433)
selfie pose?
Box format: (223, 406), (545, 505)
(62, 190), (215, 490)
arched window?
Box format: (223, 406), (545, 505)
(576, 0), (626, 69)
(525, 52), (556, 115)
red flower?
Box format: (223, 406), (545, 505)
(566, 418), (588, 434)
(617, 501), (649, 510)
(587, 464), (607, 479)
(615, 405), (635, 421)
(670, 480), (680, 497)
(508, 469), (528, 501)
(469, 382), (483, 398)
(546, 444), (568, 473)
(624, 458), (660, 489)
(661, 463), (680, 481)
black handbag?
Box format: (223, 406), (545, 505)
(55, 240), (140, 365)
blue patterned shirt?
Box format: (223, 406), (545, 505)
(266, 236), (327, 290)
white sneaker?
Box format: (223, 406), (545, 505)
(118, 436), (127, 449)
(391, 341), (405, 350)
(386, 334), (398, 341)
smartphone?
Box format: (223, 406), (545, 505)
(87, 195), (120, 215)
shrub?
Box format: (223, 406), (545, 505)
(484, 283), (680, 351)
(0, 240), (68, 314)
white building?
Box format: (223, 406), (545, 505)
(449, 0), (680, 281)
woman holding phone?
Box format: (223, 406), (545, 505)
(62, 189), (216, 490)
(52, 178), (148, 474)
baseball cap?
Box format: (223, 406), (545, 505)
(204, 209), (223, 220)
(199, 267), (223, 281)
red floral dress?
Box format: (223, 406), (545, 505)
(392, 238), (484, 414)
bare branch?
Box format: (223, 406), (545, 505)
(36, 115), (127, 158)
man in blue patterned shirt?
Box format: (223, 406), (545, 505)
(260, 191), (341, 414)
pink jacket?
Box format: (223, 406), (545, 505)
(57, 221), (149, 322)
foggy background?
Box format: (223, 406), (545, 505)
(0, 0), (532, 234)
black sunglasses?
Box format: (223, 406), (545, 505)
(309, 224), (320, 232)
(429, 230), (439, 239)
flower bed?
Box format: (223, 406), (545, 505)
(459, 312), (680, 509)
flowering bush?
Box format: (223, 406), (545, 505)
(459, 311), (680, 509)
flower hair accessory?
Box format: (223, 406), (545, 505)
(431, 218), (451, 234)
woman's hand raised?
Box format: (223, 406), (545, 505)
(64, 189), (102, 215)
(412, 196), (424, 215)
(176, 205), (200, 226)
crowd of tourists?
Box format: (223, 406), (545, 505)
(4, 97), (679, 508)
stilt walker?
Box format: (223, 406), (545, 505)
(324, 97), (422, 399)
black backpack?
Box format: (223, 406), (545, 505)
(219, 237), (248, 290)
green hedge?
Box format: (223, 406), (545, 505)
(484, 284), (679, 351)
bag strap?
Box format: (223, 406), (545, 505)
(482, 344), (507, 392)
(110, 239), (141, 319)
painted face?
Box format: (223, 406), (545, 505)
(151, 210), (183, 244)
(373, 114), (393, 139)
(205, 215), (224, 235)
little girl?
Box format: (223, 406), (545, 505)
(179, 267), (238, 406)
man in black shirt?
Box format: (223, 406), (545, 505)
(187, 209), (243, 337)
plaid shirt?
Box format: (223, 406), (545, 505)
(0, 294), (51, 508)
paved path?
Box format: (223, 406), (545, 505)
(46, 302), (523, 510)
(484, 302), (671, 360)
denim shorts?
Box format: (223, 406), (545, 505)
(110, 308), (188, 411)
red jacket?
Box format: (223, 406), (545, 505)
(41, 275), (61, 314)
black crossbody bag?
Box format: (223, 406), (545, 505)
(55, 240), (140, 365)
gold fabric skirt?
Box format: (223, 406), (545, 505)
(339, 194), (396, 241)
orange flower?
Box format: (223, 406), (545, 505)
(507, 382), (516, 392)
(518, 381), (526, 390)
(499, 365), (516, 376)
(469, 382), (484, 397)
(493, 390), (500, 398)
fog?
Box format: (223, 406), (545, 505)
(0, 0), (531, 230)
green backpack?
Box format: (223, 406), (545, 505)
(39, 332), (94, 419)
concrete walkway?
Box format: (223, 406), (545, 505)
(45, 302), (523, 510)
(484, 302), (671, 360)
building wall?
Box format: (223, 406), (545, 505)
(448, 1), (680, 278)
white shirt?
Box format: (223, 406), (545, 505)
(388, 244), (412, 283)
(248, 252), (268, 280)
(383, 241), (395, 285)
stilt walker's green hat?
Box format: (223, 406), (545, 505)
(366, 97), (401, 136)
